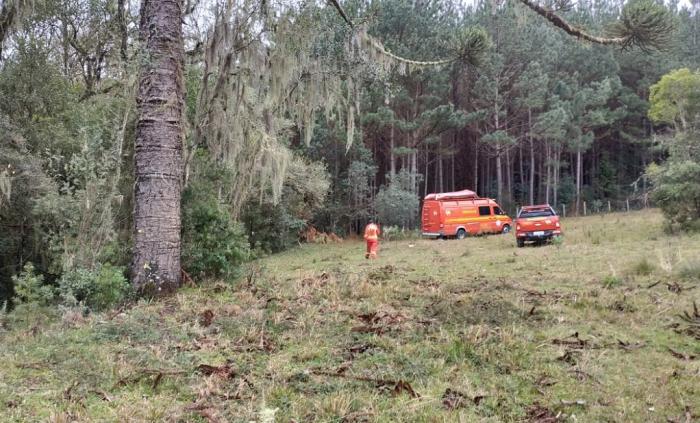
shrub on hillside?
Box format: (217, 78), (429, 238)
(374, 171), (419, 228)
(12, 263), (55, 306)
(242, 156), (330, 253)
(182, 187), (250, 280)
(59, 264), (131, 311)
(647, 161), (700, 229)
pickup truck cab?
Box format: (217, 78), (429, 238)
(515, 204), (562, 247)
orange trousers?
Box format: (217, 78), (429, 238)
(365, 239), (379, 259)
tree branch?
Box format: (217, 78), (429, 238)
(517, 0), (628, 45)
(517, 0), (673, 52)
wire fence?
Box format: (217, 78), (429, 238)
(550, 193), (651, 218)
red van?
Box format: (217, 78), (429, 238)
(421, 189), (513, 239)
(515, 204), (562, 247)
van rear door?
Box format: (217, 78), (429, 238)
(421, 200), (442, 236)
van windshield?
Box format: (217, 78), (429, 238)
(519, 209), (554, 218)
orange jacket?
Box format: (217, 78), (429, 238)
(364, 223), (380, 241)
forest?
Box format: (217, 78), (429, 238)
(0, 0), (699, 304)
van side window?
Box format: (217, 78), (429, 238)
(478, 206), (491, 216)
(493, 206), (505, 215)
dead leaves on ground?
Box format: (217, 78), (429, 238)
(647, 280), (697, 294)
(617, 339), (645, 351)
(527, 402), (560, 422)
(441, 388), (486, 410)
(114, 368), (186, 390)
(351, 306), (409, 335)
(551, 332), (597, 349)
(667, 348), (697, 361)
(674, 301), (700, 340)
(196, 364), (236, 379)
(666, 406), (695, 423)
(199, 309), (215, 327)
(311, 370), (419, 398)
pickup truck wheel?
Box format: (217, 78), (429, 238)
(456, 228), (467, 240)
(517, 239), (525, 248)
(501, 224), (511, 234)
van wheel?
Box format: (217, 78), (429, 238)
(517, 239), (525, 248)
(502, 224), (511, 234)
(456, 229), (467, 240)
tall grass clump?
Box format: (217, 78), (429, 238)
(631, 258), (656, 276)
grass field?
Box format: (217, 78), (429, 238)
(1, 209), (699, 422)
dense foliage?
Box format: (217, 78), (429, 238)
(647, 68), (700, 228)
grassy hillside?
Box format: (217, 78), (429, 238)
(1, 209), (699, 422)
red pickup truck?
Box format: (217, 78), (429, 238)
(515, 204), (562, 247)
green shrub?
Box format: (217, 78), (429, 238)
(676, 260), (700, 281)
(242, 201), (305, 254)
(602, 275), (622, 289)
(242, 156), (330, 254)
(59, 264), (131, 311)
(551, 236), (564, 248)
(182, 181), (250, 279)
(647, 161), (700, 229)
(631, 258), (655, 276)
(12, 262), (55, 305)
(12, 263), (55, 306)
(374, 170), (420, 228)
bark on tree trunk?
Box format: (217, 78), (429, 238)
(132, 0), (184, 292)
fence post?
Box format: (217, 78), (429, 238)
(608, 201), (611, 213)
(583, 201), (587, 216)
(626, 198), (630, 212)
(644, 193), (648, 209)
(562, 204), (566, 218)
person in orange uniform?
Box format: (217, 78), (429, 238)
(363, 219), (380, 259)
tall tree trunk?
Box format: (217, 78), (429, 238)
(575, 146), (582, 215)
(410, 149), (417, 194)
(433, 148), (438, 192)
(389, 122), (396, 178)
(451, 137), (455, 191)
(424, 145), (429, 197)
(485, 154), (491, 197)
(553, 146), (560, 207)
(505, 147), (512, 203)
(473, 126), (479, 191)
(528, 108), (535, 205)
(545, 141), (551, 204)
(438, 141), (444, 193)
(132, 0), (184, 292)
(117, 0), (129, 62)
(518, 142), (525, 203)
